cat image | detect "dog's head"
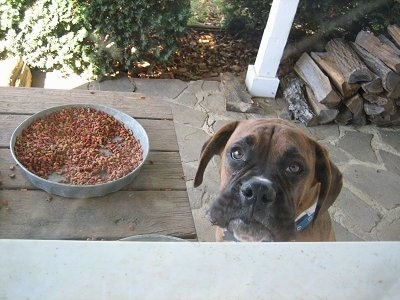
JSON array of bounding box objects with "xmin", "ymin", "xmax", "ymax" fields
[{"xmin": 194, "ymin": 119, "xmax": 342, "ymax": 242}]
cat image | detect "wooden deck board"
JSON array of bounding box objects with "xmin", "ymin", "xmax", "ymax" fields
[
  {"xmin": 0, "ymin": 149, "xmax": 186, "ymax": 191},
  {"xmin": 0, "ymin": 87, "xmax": 172, "ymax": 119},
  {"xmin": 0, "ymin": 190, "xmax": 195, "ymax": 240}
]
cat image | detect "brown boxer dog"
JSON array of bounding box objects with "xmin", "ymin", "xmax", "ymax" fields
[{"xmin": 194, "ymin": 119, "xmax": 343, "ymax": 242}]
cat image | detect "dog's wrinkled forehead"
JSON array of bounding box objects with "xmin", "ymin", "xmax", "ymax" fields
[{"xmin": 225, "ymin": 120, "xmax": 315, "ymax": 158}]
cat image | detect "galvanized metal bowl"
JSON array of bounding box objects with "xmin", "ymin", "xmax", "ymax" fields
[
  {"xmin": 10, "ymin": 104, "xmax": 149, "ymax": 198},
  {"xmin": 119, "ymin": 234, "xmax": 187, "ymax": 242}
]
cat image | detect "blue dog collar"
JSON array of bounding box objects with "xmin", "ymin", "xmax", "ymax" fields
[{"xmin": 295, "ymin": 201, "xmax": 317, "ymax": 232}]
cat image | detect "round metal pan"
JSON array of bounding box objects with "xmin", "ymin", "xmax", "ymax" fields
[{"xmin": 10, "ymin": 104, "xmax": 149, "ymax": 198}]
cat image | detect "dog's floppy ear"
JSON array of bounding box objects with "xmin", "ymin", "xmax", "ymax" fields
[
  {"xmin": 313, "ymin": 142, "xmax": 343, "ymax": 221},
  {"xmin": 194, "ymin": 121, "xmax": 239, "ymax": 187}
]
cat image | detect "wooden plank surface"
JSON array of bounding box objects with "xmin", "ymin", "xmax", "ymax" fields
[
  {"xmin": 0, "ymin": 87, "xmax": 196, "ymax": 240},
  {"xmin": 0, "ymin": 87, "xmax": 172, "ymax": 119},
  {"xmin": 0, "ymin": 190, "xmax": 195, "ymax": 240}
]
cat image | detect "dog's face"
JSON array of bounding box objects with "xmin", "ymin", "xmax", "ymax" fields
[{"xmin": 194, "ymin": 119, "xmax": 342, "ymax": 242}]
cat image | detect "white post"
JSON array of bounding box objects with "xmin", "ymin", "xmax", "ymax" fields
[{"xmin": 245, "ymin": 0, "xmax": 299, "ymax": 98}]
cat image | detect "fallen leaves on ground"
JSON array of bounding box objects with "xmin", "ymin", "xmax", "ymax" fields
[{"xmin": 130, "ymin": 28, "xmax": 259, "ymax": 81}]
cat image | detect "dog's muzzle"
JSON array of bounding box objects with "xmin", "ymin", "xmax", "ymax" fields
[{"xmin": 206, "ymin": 175, "xmax": 296, "ymax": 242}]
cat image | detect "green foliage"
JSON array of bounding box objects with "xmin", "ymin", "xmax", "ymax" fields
[
  {"xmin": 6, "ymin": 0, "xmax": 90, "ymax": 74},
  {"xmin": 2, "ymin": 0, "xmax": 190, "ymax": 79},
  {"xmin": 0, "ymin": 0, "xmax": 34, "ymax": 56},
  {"xmin": 188, "ymin": 0, "xmax": 224, "ymax": 25},
  {"xmin": 84, "ymin": 0, "xmax": 191, "ymax": 78},
  {"xmin": 295, "ymin": 0, "xmax": 400, "ymax": 40},
  {"xmin": 222, "ymin": 0, "xmax": 400, "ymax": 41},
  {"xmin": 222, "ymin": 0, "xmax": 272, "ymax": 38}
]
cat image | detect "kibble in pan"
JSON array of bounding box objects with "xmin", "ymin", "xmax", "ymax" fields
[{"xmin": 14, "ymin": 107, "xmax": 143, "ymax": 185}]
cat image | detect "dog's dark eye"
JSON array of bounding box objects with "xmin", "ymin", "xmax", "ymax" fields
[
  {"xmin": 231, "ymin": 147, "xmax": 245, "ymax": 160},
  {"xmin": 286, "ymin": 163, "xmax": 302, "ymax": 174}
]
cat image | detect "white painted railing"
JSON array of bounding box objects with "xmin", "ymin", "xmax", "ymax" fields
[
  {"xmin": 246, "ymin": 0, "xmax": 300, "ymax": 98},
  {"xmin": 1, "ymin": 240, "xmax": 399, "ymax": 299}
]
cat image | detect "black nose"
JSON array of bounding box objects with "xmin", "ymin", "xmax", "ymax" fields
[{"xmin": 240, "ymin": 177, "xmax": 276, "ymax": 206}]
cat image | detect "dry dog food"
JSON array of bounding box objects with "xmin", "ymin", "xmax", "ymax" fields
[{"xmin": 14, "ymin": 107, "xmax": 143, "ymax": 185}]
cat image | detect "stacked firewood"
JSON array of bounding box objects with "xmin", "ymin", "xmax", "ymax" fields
[{"xmin": 283, "ymin": 24, "xmax": 400, "ymax": 127}]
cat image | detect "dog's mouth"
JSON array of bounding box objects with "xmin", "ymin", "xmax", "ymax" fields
[
  {"xmin": 206, "ymin": 206, "xmax": 296, "ymax": 242},
  {"xmin": 205, "ymin": 179, "xmax": 296, "ymax": 242},
  {"xmin": 228, "ymin": 218, "xmax": 276, "ymax": 242}
]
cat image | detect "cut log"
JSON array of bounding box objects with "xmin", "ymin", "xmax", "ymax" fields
[
  {"xmin": 387, "ymin": 24, "xmax": 400, "ymax": 47},
  {"xmin": 282, "ymin": 75, "xmax": 318, "ymax": 126},
  {"xmin": 344, "ymin": 93, "xmax": 364, "ymax": 115},
  {"xmin": 378, "ymin": 34, "xmax": 400, "ymax": 55},
  {"xmin": 305, "ymin": 86, "xmax": 339, "ymax": 124},
  {"xmin": 351, "ymin": 42, "xmax": 400, "ymax": 98},
  {"xmin": 294, "ymin": 53, "xmax": 341, "ymax": 108},
  {"xmin": 335, "ymin": 105, "xmax": 353, "ymax": 125},
  {"xmin": 363, "ymin": 94, "xmax": 396, "ymax": 116},
  {"xmin": 364, "ymin": 102, "xmax": 385, "ymax": 116},
  {"xmin": 15, "ymin": 62, "xmax": 32, "ymax": 87},
  {"xmin": 383, "ymin": 98, "xmax": 397, "ymax": 115},
  {"xmin": 343, "ymin": 94, "xmax": 367, "ymax": 126},
  {"xmin": 352, "ymin": 111, "xmax": 367, "ymax": 126},
  {"xmin": 363, "ymin": 94, "xmax": 388, "ymax": 106},
  {"xmin": 311, "ymin": 52, "xmax": 360, "ymax": 98},
  {"xmin": 368, "ymin": 111, "xmax": 400, "ymax": 127},
  {"xmin": 355, "ymin": 30, "xmax": 400, "ymax": 73},
  {"xmin": 325, "ymin": 38, "xmax": 374, "ymax": 83},
  {"xmin": 361, "ymin": 73, "xmax": 383, "ymax": 94}
]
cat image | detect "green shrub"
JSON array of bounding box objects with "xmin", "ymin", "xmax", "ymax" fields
[
  {"xmin": 4, "ymin": 0, "xmax": 91, "ymax": 75},
  {"xmin": 222, "ymin": 0, "xmax": 272, "ymax": 38},
  {"xmin": 222, "ymin": 0, "xmax": 400, "ymax": 42},
  {"xmin": 2, "ymin": 0, "xmax": 190, "ymax": 79},
  {"xmin": 0, "ymin": 0, "xmax": 34, "ymax": 56},
  {"xmin": 84, "ymin": 0, "xmax": 190, "ymax": 78},
  {"xmin": 295, "ymin": 0, "xmax": 400, "ymax": 40}
]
